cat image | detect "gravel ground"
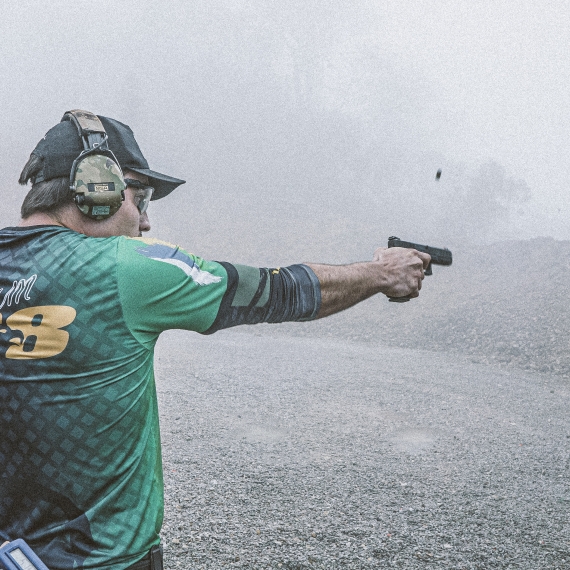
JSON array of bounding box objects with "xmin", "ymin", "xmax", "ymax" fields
[{"xmin": 155, "ymin": 329, "xmax": 570, "ymax": 569}]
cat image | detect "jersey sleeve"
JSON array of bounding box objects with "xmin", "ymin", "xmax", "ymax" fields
[
  {"xmin": 117, "ymin": 237, "xmax": 230, "ymax": 346},
  {"xmin": 201, "ymin": 262, "xmax": 321, "ymax": 334},
  {"xmin": 117, "ymin": 237, "xmax": 321, "ymax": 347}
]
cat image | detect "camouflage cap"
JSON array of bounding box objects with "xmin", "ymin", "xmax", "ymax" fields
[{"xmin": 30, "ymin": 114, "xmax": 185, "ymax": 200}]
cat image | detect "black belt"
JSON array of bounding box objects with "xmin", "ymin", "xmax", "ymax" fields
[{"xmin": 125, "ymin": 545, "xmax": 163, "ymax": 570}]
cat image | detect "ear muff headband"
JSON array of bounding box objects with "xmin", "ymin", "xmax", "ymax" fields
[{"xmin": 64, "ymin": 109, "xmax": 126, "ymax": 220}]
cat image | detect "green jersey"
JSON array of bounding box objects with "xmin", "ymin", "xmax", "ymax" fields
[{"xmin": 0, "ymin": 226, "xmax": 320, "ymax": 569}]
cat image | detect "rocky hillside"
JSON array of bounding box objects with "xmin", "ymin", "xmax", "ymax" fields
[{"xmin": 255, "ymin": 237, "xmax": 570, "ymax": 377}]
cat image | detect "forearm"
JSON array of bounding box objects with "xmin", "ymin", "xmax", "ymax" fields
[
  {"xmin": 305, "ymin": 262, "xmax": 383, "ymax": 318},
  {"xmin": 305, "ymin": 247, "xmax": 430, "ymax": 319}
]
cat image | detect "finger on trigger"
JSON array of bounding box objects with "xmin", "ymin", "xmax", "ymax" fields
[{"xmin": 416, "ymin": 251, "xmax": 431, "ymax": 269}]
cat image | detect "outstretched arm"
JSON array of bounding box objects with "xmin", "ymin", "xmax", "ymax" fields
[
  {"xmin": 118, "ymin": 239, "xmax": 431, "ymax": 338},
  {"xmin": 306, "ymin": 247, "xmax": 431, "ymax": 318}
]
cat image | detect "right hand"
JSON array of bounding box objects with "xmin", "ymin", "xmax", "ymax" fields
[{"xmin": 372, "ymin": 247, "xmax": 431, "ymax": 299}]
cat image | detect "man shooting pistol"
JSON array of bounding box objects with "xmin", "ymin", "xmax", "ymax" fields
[
  {"xmin": 387, "ymin": 236, "xmax": 453, "ymax": 302},
  {"xmin": 0, "ymin": 109, "xmax": 437, "ymax": 569}
]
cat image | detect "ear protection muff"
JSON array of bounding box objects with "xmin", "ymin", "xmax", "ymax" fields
[{"xmin": 64, "ymin": 109, "xmax": 126, "ymax": 220}]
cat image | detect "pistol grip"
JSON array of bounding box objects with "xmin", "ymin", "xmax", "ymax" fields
[{"xmin": 388, "ymin": 296, "xmax": 411, "ymax": 303}]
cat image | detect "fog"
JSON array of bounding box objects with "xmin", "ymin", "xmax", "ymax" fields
[{"xmin": 1, "ymin": 0, "xmax": 568, "ymax": 265}]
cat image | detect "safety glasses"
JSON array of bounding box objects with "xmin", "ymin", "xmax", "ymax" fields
[{"xmin": 124, "ymin": 178, "xmax": 154, "ymax": 214}]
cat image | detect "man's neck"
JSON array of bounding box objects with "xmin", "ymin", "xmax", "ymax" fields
[{"xmin": 19, "ymin": 213, "xmax": 64, "ymax": 227}]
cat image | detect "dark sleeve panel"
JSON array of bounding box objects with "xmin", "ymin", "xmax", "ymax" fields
[{"xmin": 202, "ymin": 263, "xmax": 321, "ymax": 334}]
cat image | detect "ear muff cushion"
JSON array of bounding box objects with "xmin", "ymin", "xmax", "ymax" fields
[{"xmin": 73, "ymin": 154, "xmax": 126, "ymax": 220}]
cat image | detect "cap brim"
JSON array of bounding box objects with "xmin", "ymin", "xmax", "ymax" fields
[{"xmin": 128, "ymin": 167, "xmax": 186, "ymax": 200}]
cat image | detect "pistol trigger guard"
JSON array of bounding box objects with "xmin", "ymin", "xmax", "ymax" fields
[
  {"xmin": 388, "ymin": 296, "xmax": 411, "ymax": 303},
  {"xmin": 424, "ymin": 264, "xmax": 433, "ymax": 276}
]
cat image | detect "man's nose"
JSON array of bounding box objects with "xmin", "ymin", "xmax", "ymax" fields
[{"xmin": 139, "ymin": 212, "xmax": 151, "ymax": 233}]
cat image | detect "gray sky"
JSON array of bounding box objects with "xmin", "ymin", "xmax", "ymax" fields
[{"xmin": 2, "ymin": 0, "xmax": 569, "ymax": 261}]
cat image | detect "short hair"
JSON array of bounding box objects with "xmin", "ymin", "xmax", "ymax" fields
[{"xmin": 19, "ymin": 154, "xmax": 73, "ymax": 219}]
